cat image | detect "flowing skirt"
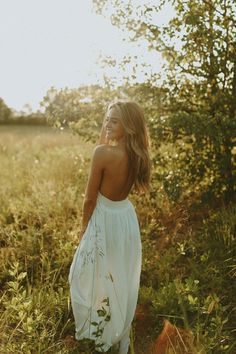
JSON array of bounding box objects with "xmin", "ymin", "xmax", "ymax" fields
[{"xmin": 68, "ymin": 192, "xmax": 142, "ymax": 353}]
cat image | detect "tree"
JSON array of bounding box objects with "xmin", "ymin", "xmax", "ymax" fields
[
  {"xmin": 40, "ymin": 84, "xmax": 125, "ymax": 141},
  {"xmin": 93, "ymin": 0, "xmax": 236, "ymax": 203},
  {"xmin": 0, "ymin": 98, "xmax": 12, "ymax": 123}
]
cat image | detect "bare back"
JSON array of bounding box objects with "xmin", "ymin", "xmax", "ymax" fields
[{"xmin": 99, "ymin": 145, "xmax": 133, "ymax": 201}]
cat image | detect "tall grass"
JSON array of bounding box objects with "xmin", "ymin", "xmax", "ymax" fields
[
  {"xmin": 0, "ymin": 125, "xmax": 235, "ymax": 353},
  {"xmin": 0, "ymin": 125, "xmax": 93, "ymax": 353}
]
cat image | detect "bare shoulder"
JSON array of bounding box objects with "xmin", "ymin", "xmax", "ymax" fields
[
  {"xmin": 93, "ymin": 144, "xmax": 113, "ymax": 157},
  {"xmin": 92, "ymin": 144, "xmax": 116, "ymax": 164},
  {"xmin": 92, "ymin": 144, "xmax": 126, "ymax": 165},
  {"xmin": 94, "ymin": 144, "xmax": 124, "ymax": 156}
]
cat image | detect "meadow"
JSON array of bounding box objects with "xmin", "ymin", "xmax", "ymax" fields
[{"xmin": 0, "ymin": 125, "xmax": 235, "ymax": 353}]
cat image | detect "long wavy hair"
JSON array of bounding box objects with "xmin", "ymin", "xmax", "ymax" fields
[{"xmin": 106, "ymin": 100, "xmax": 151, "ymax": 193}]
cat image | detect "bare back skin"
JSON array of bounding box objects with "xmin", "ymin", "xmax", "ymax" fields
[{"xmin": 99, "ymin": 145, "xmax": 134, "ymax": 201}]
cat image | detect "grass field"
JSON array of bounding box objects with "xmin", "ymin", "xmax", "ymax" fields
[
  {"xmin": 0, "ymin": 125, "xmax": 94, "ymax": 353},
  {"xmin": 0, "ymin": 125, "xmax": 235, "ymax": 354}
]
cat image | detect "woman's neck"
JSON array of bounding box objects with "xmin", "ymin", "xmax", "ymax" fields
[{"xmin": 109, "ymin": 137, "xmax": 126, "ymax": 149}]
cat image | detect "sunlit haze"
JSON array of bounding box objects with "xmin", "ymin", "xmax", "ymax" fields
[{"xmin": 0, "ymin": 0, "xmax": 174, "ymax": 112}]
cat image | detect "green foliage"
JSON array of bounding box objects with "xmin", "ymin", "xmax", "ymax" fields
[
  {"xmin": 0, "ymin": 126, "xmax": 92, "ymax": 353},
  {"xmin": 6, "ymin": 111, "xmax": 48, "ymax": 125},
  {"xmin": 89, "ymin": 297, "xmax": 111, "ymax": 351},
  {"xmin": 0, "ymin": 97, "xmax": 12, "ymax": 122},
  {"xmin": 1, "ymin": 260, "xmax": 71, "ymax": 353},
  {"xmin": 139, "ymin": 201, "xmax": 236, "ymax": 353},
  {"xmin": 40, "ymin": 85, "xmax": 123, "ymax": 142},
  {"xmin": 1, "ymin": 125, "xmax": 235, "ymax": 352},
  {"xmin": 93, "ymin": 0, "xmax": 236, "ymax": 203},
  {"xmin": 0, "ymin": 97, "xmax": 48, "ymax": 125}
]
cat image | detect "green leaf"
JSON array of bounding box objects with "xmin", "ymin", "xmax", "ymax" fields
[
  {"xmin": 91, "ymin": 321, "xmax": 99, "ymax": 326},
  {"xmin": 97, "ymin": 309, "xmax": 106, "ymax": 317}
]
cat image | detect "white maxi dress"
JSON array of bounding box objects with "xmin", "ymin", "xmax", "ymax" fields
[{"xmin": 68, "ymin": 191, "xmax": 142, "ymax": 353}]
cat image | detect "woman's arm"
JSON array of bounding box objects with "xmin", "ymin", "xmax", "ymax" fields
[{"xmin": 79, "ymin": 145, "xmax": 107, "ymax": 241}]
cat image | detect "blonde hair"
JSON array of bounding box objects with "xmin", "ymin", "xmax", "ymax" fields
[{"xmin": 107, "ymin": 100, "xmax": 151, "ymax": 193}]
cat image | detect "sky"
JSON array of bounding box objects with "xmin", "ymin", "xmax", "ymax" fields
[{"xmin": 0, "ymin": 0, "xmax": 174, "ymax": 112}]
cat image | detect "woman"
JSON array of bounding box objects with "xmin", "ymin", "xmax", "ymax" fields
[{"xmin": 69, "ymin": 100, "xmax": 151, "ymax": 353}]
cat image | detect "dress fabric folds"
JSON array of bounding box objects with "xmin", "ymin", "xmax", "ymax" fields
[{"xmin": 68, "ymin": 192, "xmax": 142, "ymax": 353}]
